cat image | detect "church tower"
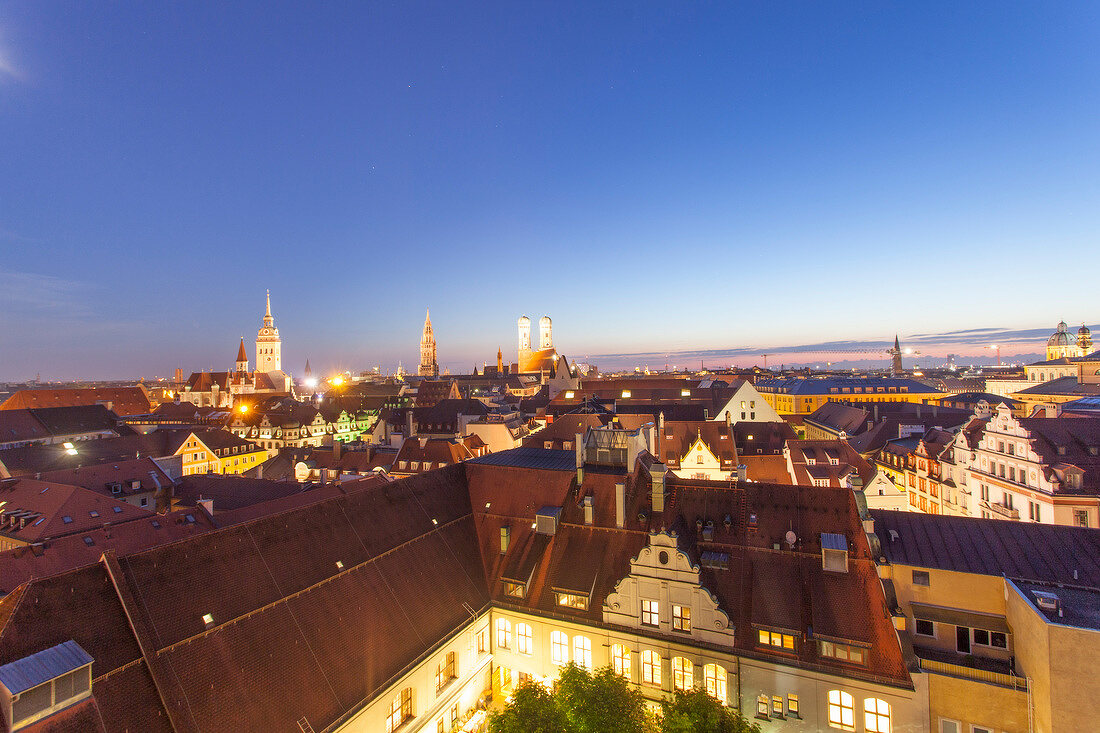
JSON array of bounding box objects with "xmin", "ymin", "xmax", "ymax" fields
[
  {"xmin": 235, "ymin": 338, "xmax": 249, "ymax": 374},
  {"xmin": 256, "ymin": 290, "xmax": 282, "ymax": 372},
  {"xmin": 539, "ymin": 315, "xmax": 553, "ymax": 350},
  {"xmin": 891, "ymin": 335, "xmax": 904, "ymax": 375},
  {"xmin": 418, "ymin": 309, "xmax": 439, "ymax": 377},
  {"xmin": 518, "ymin": 315, "xmax": 532, "ymax": 366}
]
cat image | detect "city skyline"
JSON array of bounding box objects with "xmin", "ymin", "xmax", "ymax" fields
[{"xmin": 2, "ymin": 2, "xmax": 1099, "ymax": 377}]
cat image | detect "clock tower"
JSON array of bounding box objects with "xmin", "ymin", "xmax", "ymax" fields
[{"xmin": 256, "ymin": 290, "xmax": 281, "ymax": 372}]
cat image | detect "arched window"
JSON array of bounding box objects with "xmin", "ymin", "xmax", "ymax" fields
[
  {"xmin": 864, "ymin": 698, "xmax": 891, "ymax": 733},
  {"xmin": 551, "ymin": 631, "xmax": 569, "ymax": 665},
  {"xmin": 573, "ymin": 636, "xmax": 592, "ymax": 670},
  {"xmin": 672, "ymin": 657, "xmax": 693, "ymax": 691},
  {"xmin": 495, "ymin": 618, "xmax": 510, "ymax": 650},
  {"xmin": 516, "ymin": 623, "xmax": 532, "ymax": 655},
  {"xmin": 641, "ymin": 649, "xmax": 661, "ymax": 686},
  {"xmin": 611, "ymin": 644, "xmax": 631, "ymax": 680},
  {"xmin": 385, "ymin": 687, "xmax": 413, "ymax": 732},
  {"xmin": 828, "ymin": 690, "xmax": 855, "ymax": 731},
  {"xmin": 703, "ymin": 664, "xmax": 726, "ymax": 703}
]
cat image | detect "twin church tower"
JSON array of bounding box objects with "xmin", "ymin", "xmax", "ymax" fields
[{"xmin": 417, "ymin": 311, "xmax": 556, "ymax": 376}]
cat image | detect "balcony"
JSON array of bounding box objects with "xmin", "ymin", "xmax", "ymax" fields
[
  {"xmin": 916, "ymin": 647, "xmax": 1027, "ymax": 690},
  {"xmin": 989, "ymin": 502, "xmax": 1020, "ymax": 520}
]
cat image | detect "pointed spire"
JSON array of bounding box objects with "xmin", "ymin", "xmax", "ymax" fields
[
  {"xmin": 304, "ymin": 359, "xmax": 312, "ymax": 377},
  {"xmin": 236, "ymin": 338, "xmax": 248, "ymax": 364},
  {"xmin": 894, "ymin": 334, "xmax": 900, "ymax": 350},
  {"xmin": 266, "ymin": 289, "xmax": 272, "ymax": 318}
]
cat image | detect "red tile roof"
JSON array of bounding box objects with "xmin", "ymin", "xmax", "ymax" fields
[{"xmin": 0, "ymin": 387, "xmax": 151, "ymax": 417}]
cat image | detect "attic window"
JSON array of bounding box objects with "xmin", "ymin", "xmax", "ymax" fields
[
  {"xmin": 89, "ymin": 510, "xmax": 99, "ymax": 518},
  {"xmin": 565, "ymin": 391, "xmax": 575, "ymax": 399},
  {"xmin": 62, "ymin": 516, "xmax": 73, "ymax": 524},
  {"xmin": 113, "ymin": 506, "xmax": 122, "ymax": 513},
  {"xmin": 185, "ymin": 514, "xmax": 195, "ymax": 523},
  {"xmin": 681, "ymin": 389, "xmax": 691, "ymax": 397},
  {"xmin": 151, "ymin": 520, "xmax": 161, "ymax": 529},
  {"xmin": 504, "ymin": 581, "xmax": 526, "ymax": 598},
  {"xmin": 701, "ymin": 551, "xmax": 729, "ymax": 570},
  {"xmin": 821, "ymin": 533, "xmax": 849, "ymax": 573},
  {"xmin": 335, "ymin": 561, "xmax": 344, "ymax": 570},
  {"xmin": 82, "ymin": 536, "xmax": 94, "ymax": 546},
  {"xmin": 556, "ymin": 592, "xmax": 588, "ymax": 610},
  {"xmin": 621, "ymin": 390, "xmax": 631, "ymax": 398},
  {"xmin": 202, "ymin": 613, "xmax": 214, "ymax": 627}
]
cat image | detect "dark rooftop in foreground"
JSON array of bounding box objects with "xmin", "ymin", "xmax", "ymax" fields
[
  {"xmin": 871, "ymin": 509, "xmax": 1100, "ymax": 587},
  {"xmin": 468, "ymin": 446, "xmax": 576, "ymax": 471}
]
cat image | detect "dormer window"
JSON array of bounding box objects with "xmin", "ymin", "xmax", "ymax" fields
[
  {"xmin": 503, "ymin": 581, "xmax": 526, "ymax": 598},
  {"xmin": 621, "ymin": 390, "xmax": 631, "ymax": 398},
  {"xmin": 556, "ymin": 592, "xmax": 588, "ymax": 610},
  {"xmin": 0, "ymin": 641, "xmax": 93, "ymax": 731},
  {"xmin": 818, "ymin": 640, "xmax": 868, "ymax": 665}
]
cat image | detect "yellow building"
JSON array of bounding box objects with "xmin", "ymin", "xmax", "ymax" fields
[
  {"xmin": 872, "ymin": 508, "xmax": 1100, "ymax": 732},
  {"xmin": 172, "ymin": 429, "xmax": 269, "ymax": 476},
  {"xmin": 756, "ymin": 377, "xmax": 944, "ymax": 416}
]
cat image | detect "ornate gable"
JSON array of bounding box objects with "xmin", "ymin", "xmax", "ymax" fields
[{"xmin": 604, "ymin": 531, "xmax": 734, "ymax": 647}]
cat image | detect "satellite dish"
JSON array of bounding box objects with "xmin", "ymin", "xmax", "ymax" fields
[{"xmin": 785, "ymin": 530, "xmax": 797, "ymax": 547}]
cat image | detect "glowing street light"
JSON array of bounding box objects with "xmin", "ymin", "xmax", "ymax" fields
[
  {"xmin": 238, "ymin": 404, "xmax": 249, "ymax": 413},
  {"xmin": 331, "ymin": 376, "xmax": 345, "ymax": 387}
]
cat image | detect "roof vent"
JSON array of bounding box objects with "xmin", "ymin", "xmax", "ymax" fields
[
  {"xmin": 535, "ymin": 507, "xmax": 561, "ymax": 536},
  {"xmin": 1032, "ymin": 590, "xmax": 1060, "ymax": 614},
  {"xmin": 821, "ymin": 533, "xmax": 849, "ymax": 573}
]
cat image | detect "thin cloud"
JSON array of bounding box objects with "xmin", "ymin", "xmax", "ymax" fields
[
  {"xmin": 0, "ymin": 271, "xmax": 92, "ymax": 318},
  {"xmin": 0, "ymin": 41, "xmax": 21, "ymax": 82}
]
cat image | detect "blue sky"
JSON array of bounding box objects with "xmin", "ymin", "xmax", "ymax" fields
[{"xmin": 1, "ymin": 2, "xmax": 1098, "ymax": 379}]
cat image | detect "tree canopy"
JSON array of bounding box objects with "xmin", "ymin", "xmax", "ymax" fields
[{"xmin": 488, "ymin": 665, "xmax": 760, "ymax": 733}]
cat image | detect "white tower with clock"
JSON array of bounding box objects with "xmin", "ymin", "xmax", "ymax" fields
[{"xmin": 256, "ymin": 290, "xmax": 281, "ymax": 372}]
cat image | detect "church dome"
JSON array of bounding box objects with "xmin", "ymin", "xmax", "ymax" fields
[
  {"xmin": 540, "ymin": 315, "xmax": 551, "ymax": 327},
  {"xmin": 518, "ymin": 315, "xmax": 530, "ymax": 325},
  {"xmin": 1048, "ymin": 321, "xmax": 1072, "ymax": 347},
  {"xmin": 1080, "ymin": 324, "xmax": 1092, "ymax": 338}
]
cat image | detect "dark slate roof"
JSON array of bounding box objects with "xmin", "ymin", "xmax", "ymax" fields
[
  {"xmin": 871, "ymin": 509, "xmax": 1100, "ymax": 586},
  {"xmin": 1009, "ymin": 579, "xmax": 1100, "ymax": 631},
  {"xmin": 1014, "ymin": 376, "xmax": 1100, "ymax": 396},
  {"xmin": 0, "ymin": 640, "xmax": 92, "ymax": 694},
  {"xmin": 469, "ymin": 447, "xmax": 576, "ymax": 471}
]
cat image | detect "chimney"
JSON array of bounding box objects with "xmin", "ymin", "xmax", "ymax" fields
[
  {"xmin": 575, "ymin": 432, "xmax": 585, "ymax": 485},
  {"xmin": 737, "ymin": 464, "xmax": 747, "ymax": 481},
  {"xmin": 615, "ymin": 482, "xmax": 625, "ymax": 528},
  {"xmin": 321, "ymin": 468, "xmax": 329, "ymax": 484},
  {"xmin": 333, "ymin": 439, "xmax": 342, "ymax": 461},
  {"xmin": 583, "ymin": 495, "xmax": 594, "ymax": 525},
  {"xmin": 916, "ymin": 405, "xmax": 922, "ymax": 419},
  {"xmin": 406, "ymin": 410, "xmax": 416, "ymax": 438},
  {"xmin": 198, "ymin": 498, "xmax": 214, "ymax": 516},
  {"xmin": 650, "ymin": 463, "xmax": 667, "ymax": 513},
  {"xmin": 255, "ymin": 462, "xmax": 263, "ymax": 480}
]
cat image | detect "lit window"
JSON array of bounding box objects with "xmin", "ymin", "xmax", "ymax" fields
[
  {"xmin": 477, "ymin": 628, "xmax": 487, "ymax": 654},
  {"xmin": 516, "ymin": 623, "xmax": 533, "ymax": 655},
  {"xmin": 504, "ymin": 581, "xmax": 525, "ymax": 598},
  {"xmin": 703, "ymin": 664, "xmax": 726, "ymax": 703},
  {"xmin": 672, "ymin": 604, "xmax": 691, "ymax": 632},
  {"xmin": 611, "ymin": 644, "xmax": 631, "ymax": 680},
  {"xmin": 641, "ymin": 599, "xmax": 659, "ymax": 627},
  {"xmin": 757, "ymin": 629, "xmax": 795, "ymax": 650},
  {"xmin": 551, "ymin": 630, "xmax": 569, "ymax": 665},
  {"xmin": 828, "ymin": 690, "xmax": 855, "ymax": 731},
  {"xmin": 386, "ymin": 688, "xmax": 414, "ymax": 732},
  {"xmin": 435, "ymin": 651, "xmax": 457, "ymax": 691},
  {"xmin": 622, "ymin": 390, "xmax": 631, "ymax": 398},
  {"xmin": 756, "ymin": 694, "xmax": 769, "ymax": 718},
  {"xmin": 788, "ymin": 694, "xmax": 800, "ymax": 717},
  {"xmin": 495, "ymin": 618, "xmax": 511, "ymax": 649},
  {"xmin": 864, "ymin": 698, "xmax": 891, "ymax": 733},
  {"xmin": 772, "ymin": 695, "xmax": 784, "ymax": 717},
  {"xmin": 672, "ymin": 657, "xmax": 693, "ymax": 691},
  {"xmin": 641, "ymin": 649, "xmax": 661, "ymax": 685},
  {"xmin": 573, "ymin": 636, "xmax": 592, "ymax": 670},
  {"xmin": 556, "ymin": 592, "xmax": 588, "ymax": 610}
]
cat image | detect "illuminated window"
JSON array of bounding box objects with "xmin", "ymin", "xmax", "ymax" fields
[
  {"xmin": 641, "ymin": 649, "xmax": 661, "ymax": 686},
  {"xmin": 495, "ymin": 618, "xmax": 511, "ymax": 649},
  {"xmin": 703, "ymin": 664, "xmax": 726, "ymax": 703},
  {"xmin": 504, "ymin": 581, "xmax": 525, "ymax": 598},
  {"xmin": 611, "ymin": 644, "xmax": 632, "ymax": 680},
  {"xmin": 476, "ymin": 628, "xmax": 487, "ymax": 653},
  {"xmin": 641, "ymin": 599, "xmax": 659, "ymax": 627},
  {"xmin": 551, "ymin": 630, "xmax": 569, "ymax": 665},
  {"xmin": 556, "ymin": 592, "xmax": 588, "ymax": 610},
  {"xmin": 788, "ymin": 694, "xmax": 799, "ymax": 717},
  {"xmin": 672, "ymin": 657, "xmax": 693, "ymax": 691},
  {"xmin": 672, "ymin": 604, "xmax": 691, "ymax": 632},
  {"xmin": 772, "ymin": 695, "xmax": 784, "ymax": 717},
  {"xmin": 435, "ymin": 651, "xmax": 457, "ymax": 691},
  {"xmin": 756, "ymin": 694, "xmax": 769, "ymax": 717},
  {"xmin": 828, "ymin": 690, "xmax": 855, "ymax": 731},
  {"xmin": 622, "ymin": 390, "xmax": 631, "ymax": 398},
  {"xmin": 516, "ymin": 623, "xmax": 533, "ymax": 655},
  {"xmin": 573, "ymin": 636, "xmax": 592, "ymax": 670},
  {"xmin": 385, "ymin": 688, "xmax": 414, "ymax": 732},
  {"xmin": 865, "ymin": 698, "xmax": 891, "ymax": 733},
  {"xmin": 757, "ymin": 629, "xmax": 795, "ymax": 651}
]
